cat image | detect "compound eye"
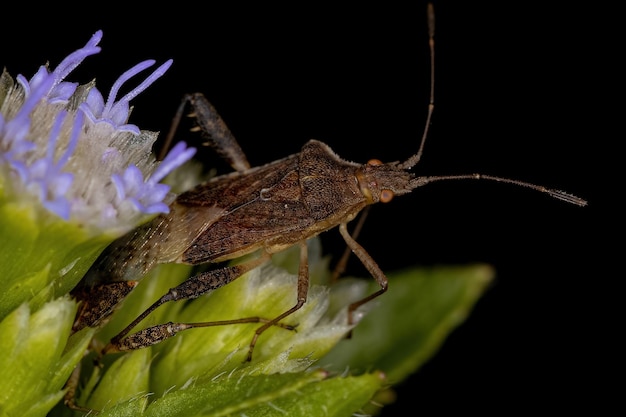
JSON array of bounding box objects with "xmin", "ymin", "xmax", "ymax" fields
[
  {"xmin": 380, "ymin": 189, "xmax": 394, "ymax": 203},
  {"xmin": 367, "ymin": 159, "xmax": 383, "ymax": 166}
]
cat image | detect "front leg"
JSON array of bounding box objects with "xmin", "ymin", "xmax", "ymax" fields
[{"xmin": 338, "ymin": 222, "xmax": 388, "ymax": 326}]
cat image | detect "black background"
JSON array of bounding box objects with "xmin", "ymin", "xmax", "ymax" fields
[{"xmin": 1, "ymin": 2, "xmax": 610, "ymax": 415}]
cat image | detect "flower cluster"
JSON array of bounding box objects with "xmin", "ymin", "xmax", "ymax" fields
[{"xmin": 0, "ymin": 30, "xmax": 196, "ymax": 234}]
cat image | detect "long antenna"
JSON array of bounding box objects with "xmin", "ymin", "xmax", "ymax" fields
[
  {"xmin": 400, "ymin": 3, "xmax": 587, "ymax": 207},
  {"xmin": 411, "ymin": 174, "xmax": 588, "ymax": 206},
  {"xmin": 400, "ymin": 2, "xmax": 435, "ymax": 170}
]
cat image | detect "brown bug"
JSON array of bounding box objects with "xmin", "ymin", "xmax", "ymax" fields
[{"xmin": 69, "ymin": 3, "xmax": 587, "ymax": 369}]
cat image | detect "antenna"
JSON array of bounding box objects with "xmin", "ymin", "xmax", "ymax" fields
[{"xmin": 401, "ymin": 3, "xmax": 587, "ymax": 207}]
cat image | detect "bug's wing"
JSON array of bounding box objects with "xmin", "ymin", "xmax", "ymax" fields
[
  {"xmin": 80, "ymin": 203, "xmax": 226, "ymax": 286},
  {"xmin": 178, "ymin": 158, "xmax": 318, "ymax": 263},
  {"xmin": 157, "ymin": 203, "xmax": 227, "ymax": 263}
]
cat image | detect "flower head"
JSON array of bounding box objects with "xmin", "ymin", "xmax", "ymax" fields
[
  {"xmin": 16, "ymin": 30, "xmax": 102, "ymax": 104},
  {"xmin": 13, "ymin": 110, "xmax": 82, "ymax": 219},
  {"xmin": 0, "ymin": 30, "xmax": 195, "ymax": 233},
  {"xmin": 112, "ymin": 141, "xmax": 196, "ymax": 214},
  {"xmin": 80, "ymin": 58, "xmax": 173, "ymax": 135}
]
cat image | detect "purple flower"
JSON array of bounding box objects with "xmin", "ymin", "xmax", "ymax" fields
[
  {"xmin": 113, "ymin": 141, "xmax": 196, "ymax": 214},
  {"xmin": 80, "ymin": 59, "xmax": 173, "ymax": 134},
  {"xmin": 0, "ymin": 30, "xmax": 195, "ymax": 231},
  {"xmin": 0, "ymin": 75, "xmax": 55, "ymax": 161},
  {"xmin": 16, "ymin": 30, "xmax": 102, "ymax": 104},
  {"xmin": 14, "ymin": 111, "xmax": 82, "ymax": 219}
]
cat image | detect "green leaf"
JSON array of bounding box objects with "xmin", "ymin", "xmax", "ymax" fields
[
  {"xmin": 0, "ymin": 200, "xmax": 116, "ymax": 321},
  {"xmin": 91, "ymin": 369, "xmax": 384, "ymax": 417},
  {"xmin": 318, "ymin": 264, "xmax": 495, "ymax": 384},
  {"xmin": 79, "ymin": 349, "xmax": 152, "ymax": 413},
  {"xmin": 0, "ymin": 297, "xmax": 91, "ymax": 417}
]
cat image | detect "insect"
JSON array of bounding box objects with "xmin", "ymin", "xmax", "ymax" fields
[{"xmin": 69, "ymin": 3, "xmax": 586, "ymax": 370}]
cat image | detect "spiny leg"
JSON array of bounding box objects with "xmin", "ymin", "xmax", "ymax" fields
[
  {"xmin": 71, "ymin": 280, "xmax": 138, "ymax": 333},
  {"xmin": 109, "ymin": 241, "xmax": 312, "ymax": 362},
  {"xmin": 103, "ymin": 252, "xmax": 274, "ymax": 355},
  {"xmin": 160, "ymin": 92, "xmax": 250, "ymax": 172}
]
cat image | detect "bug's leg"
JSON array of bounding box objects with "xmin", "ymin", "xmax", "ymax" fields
[
  {"xmin": 72, "ymin": 281, "xmax": 139, "ymax": 333},
  {"xmin": 338, "ymin": 222, "xmax": 388, "ymax": 327},
  {"xmin": 159, "ymin": 92, "xmax": 250, "ymax": 172},
  {"xmin": 133, "ymin": 241, "xmax": 311, "ymax": 362},
  {"xmin": 102, "ymin": 252, "xmax": 295, "ymax": 355},
  {"xmin": 244, "ymin": 240, "xmax": 310, "ymax": 361},
  {"xmin": 62, "ymin": 339, "xmax": 109, "ymax": 414},
  {"xmin": 63, "ymin": 361, "xmax": 95, "ymax": 413},
  {"xmin": 331, "ymin": 206, "xmax": 371, "ymax": 282}
]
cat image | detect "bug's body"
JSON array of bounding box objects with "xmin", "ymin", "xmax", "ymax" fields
[{"xmin": 71, "ymin": 138, "xmax": 416, "ymax": 332}]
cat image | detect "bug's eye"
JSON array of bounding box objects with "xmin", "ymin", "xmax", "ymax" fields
[
  {"xmin": 367, "ymin": 159, "xmax": 383, "ymax": 166},
  {"xmin": 380, "ymin": 189, "xmax": 394, "ymax": 203}
]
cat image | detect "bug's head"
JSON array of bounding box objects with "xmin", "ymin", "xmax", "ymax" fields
[{"xmin": 355, "ymin": 159, "xmax": 421, "ymax": 205}]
